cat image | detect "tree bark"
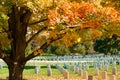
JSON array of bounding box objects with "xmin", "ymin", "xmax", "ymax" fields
[
  {"xmin": 8, "ymin": 62, "xmax": 25, "ymax": 80},
  {"xmin": 7, "ymin": 4, "xmax": 32, "ymax": 80}
]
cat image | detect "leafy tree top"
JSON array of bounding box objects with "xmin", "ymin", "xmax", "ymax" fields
[{"xmin": 0, "ymin": 0, "xmax": 120, "ymax": 57}]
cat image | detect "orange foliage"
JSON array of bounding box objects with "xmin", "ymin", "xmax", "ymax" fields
[
  {"xmin": 46, "ymin": 0, "xmax": 120, "ymax": 46},
  {"xmin": 90, "ymin": 29, "xmax": 103, "ymax": 40},
  {"xmin": 61, "ymin": 31, "xmax": 79, "ymax": 47},
  {"xmin": 47, "ymin": 1, "xmax": 97, "ymax": 26},
  {"xmin": 81, "ymin": 20, "xmax": 101, "ymax": 29},
  {"xmin": 49, "ymin": 30, "xmax": 57, "ymax": 39},
  {"xmin": 98, "ymin": 7, "xmax": 120, "ymax": 21}
]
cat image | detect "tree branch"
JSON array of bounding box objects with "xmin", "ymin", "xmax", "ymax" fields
[
  {"xmin": 66, "ymin": 24, "xmax": 81, "ymax": 28},
  {"xmin": 28, "ymin": 18, "xmax": 48, "ymax": 26},
  {"xmin": 26, "ymin": 26, "xmax": 47, "ymax": 45},
  {"xmin": 0, "ymin": 48, "xmax": 12, "ymax": 65},
  {"xmin": 0, "ymin": 30, "xmax": 10, "ymax": 34},
  {"xmin": 24, "ymin": 32, "xmax": 66, "ymax": 62}
]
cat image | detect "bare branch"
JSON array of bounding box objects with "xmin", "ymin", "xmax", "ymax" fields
[
  {"xmin": 28, "ymin": 18, "xmax": 48, "ymax": 26},
  {"xmin": 26, "ymin": 26, "xmax": 47, "ymax": 45}
]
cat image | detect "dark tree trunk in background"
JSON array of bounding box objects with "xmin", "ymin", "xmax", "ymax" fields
[{"xmin": 7, "ymin": 4, "xmax": 32, "ymax": 80}]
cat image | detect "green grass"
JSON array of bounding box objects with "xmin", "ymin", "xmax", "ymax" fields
[
  {"xmin": 0, "ymin": 66, "xmax": 9, "ymax": 79},
  {"xmin": 0, "ymin": 64, "xmax": 120, "ymax": 79}
]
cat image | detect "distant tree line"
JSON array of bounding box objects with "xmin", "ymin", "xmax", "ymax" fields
[{"xmin": 45, "ymin": 34, "xmax": 120, "ymax": 56}]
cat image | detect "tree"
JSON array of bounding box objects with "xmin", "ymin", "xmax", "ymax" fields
[
  {"xmin": 55, "ymin": 45, "xmax": 70, "ymax": 56},
  {"xmin": 94, "ymin": 34, "xmax": 120, "ymax": 55},
  {"xmin": 0, "ymin": 0, "xmax": 119, "ymax": 80},
  {"xmin": 70, "ymin": 43, "xmax": 86, "ymax": 55},
  {"xmin": 46, "ymin": 44, "xmax": 70, "ymax": 56}
]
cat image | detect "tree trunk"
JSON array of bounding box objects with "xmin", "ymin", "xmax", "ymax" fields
[
  {"xmin": 8, "ymin": 62, "xmax": 25, "ymax": 80},
  {"xmin": 6, "ymin": 4, "xmax": 32, "ymax": 80}
]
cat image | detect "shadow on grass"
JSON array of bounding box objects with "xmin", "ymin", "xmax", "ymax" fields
[
  {"xmin": 24, "ymin": 65, "xmax": 57, "ymax": 70},
  {"xmin": 24, "ymin": 66, "xmax": 35, "ymax": 70},
  {"xmin": 41, "ymin": 65, "xmax": 57, "ymax": 69}
]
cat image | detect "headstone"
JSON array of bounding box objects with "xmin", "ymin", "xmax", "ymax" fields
[
  {"xmin": 79, "ymin": 64, "xmax": 82, "ymax": 69},
  {"xmin": 63, "ymin": 70, "xmax": 69, "ymax": 79},
  {"xmin": 94, "ymin": 63, "xmax": 97, "ymax": 68},
  {"xmin": 70, "ymin": 62, "xmax": 72, "ymax": 65},
  {"xmin": 74, "ymin": 66, "xmax": 77, "ymax": 73},
  {"xmin": 34, "ymin": 66, "xmax": 40, "ymax": 74},
  {"xmin": 76, "ymin": 67, "xmax": 79, "ymax": 74},
  {"xmin": 112, "ymin": 61, "xmax": 116, "ymax": 68},
  {"xmin": 102, "ymin": 71, "xmax": 107, "ymax": 80},
  {"xmin": 104, "ymin": 65, "xmax": 108, "ymax": 71},
  {"xmin": 94, "ymin": 68, "xmax": 99, "ymax": 76},
  {"xmin": 82, "ymin": 71, "xmax": 88, "ymax": 80},
  {"xmin": 72, "ymin": 66, "xmax": 75, "ymax": 72},
  {"xmin": 88, "ymin": 75, "xmax": 94, "ymax": 80},
  {"xmin": 48, "ymin": 64, "xmax": 51, "ymax": 68},
  {"xmin": 86, "ymin": 64, "xmax": 89, "ymax": 70},
  {"xmin": 110, "ymin": 75, "xmax": 116, "ymax": 80},
  {"xmin": 47, "ymin": 64, "xmax": 52, "ymax": 76},
  {"xmin": 0, "ymin": 64, "xmax": 3, "ymax": 69},
  {"xmin": 98, "ymin": 63, "xmax": 102, "ymax": 70},
  {"xmin": 63, "ymin": 63, "xmax": 67, "ymax": 69},
  {"xmin": 78, "ymin": 69, "xmax": 83, "ymax": 76},
  {"xmin": 112, "ymin": 67, "xmax": 117, "ymax": 75},
  {"xmin": 48, "ymin": 68, "xmax": 52, "ymax": 76}
]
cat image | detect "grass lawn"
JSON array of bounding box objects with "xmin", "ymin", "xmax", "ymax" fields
[{"xmin": 0, "ymin": 63, "xmax": 120, "ymax": 80}]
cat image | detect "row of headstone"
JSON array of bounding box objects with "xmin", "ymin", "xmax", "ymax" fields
[
  {"xmin": 56, "ymin": 64, "xmax": 69, "ymax": 79},
  {"xmin": 34, "ymin": 65, "xmax": 53, "ymax": 76},
  {"xmin": 65, "ymin": 62, "xmax": 117, "ymax": 80},
  {"xmin": 88, "ymin": 71, "xmax": 116, "ymax": 80},
  {"xmin": 33, "ymin": 63, "xmax": 117, "ymax": 80},
  {"xmin": 102, "ymin": 71, "xmax": 117, "ymax": 80},
  {"xmin": 33, "ymin": 55, "xmax": 120, "ymax": 62}
]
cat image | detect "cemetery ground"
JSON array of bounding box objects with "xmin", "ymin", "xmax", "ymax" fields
[{"xmin": 0, "ymin": 63, "xmax": 120, "ymax": 80}]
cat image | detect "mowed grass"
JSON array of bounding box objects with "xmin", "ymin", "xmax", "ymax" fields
[{"xmin": 0, "ymin": 63, "xmax": 120, "ymax": 80}]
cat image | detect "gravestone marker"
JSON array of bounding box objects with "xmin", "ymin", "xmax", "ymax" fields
[
  {"xmin": 78, "ymin": 69, "xmax": 83, "ymax": 76},
  {"xmin": 112, "ymin": 67, "xmax": 117, "ymax": 75},
  {"xmin": 63, "ymin": 70, "xmax": 69, "ymax": 79},
  {"xmin": 104, "ymin": 65, "xmax": 108, "ymax": 71},
  {"xmin": 94, "ymin": 68, "xmax": 99, "ymax": 76},
  {"xmin": 0, "ymin": 64, "xmax": 3, "ymax": 69},
  {"xmin": 110, "ymin": 75, "xmax": 116, "ymax": 80},
  {"xmin": 82, "ymin": 71, "xmax": 88, "ymax": 80},
  {"xmin": 34, "ymin": 66, "xmax": 40, "ymax": 74},
  {"xmin": 102, "ymin": 71, "xmax": 107, "ymax": 80},
  {"xmin": 47, "ymin": 64, "xmax": 52, "ymax": 76},
  {"xmin": 88, "ymin": 75, "xmax": 94, "ymax": 80}
]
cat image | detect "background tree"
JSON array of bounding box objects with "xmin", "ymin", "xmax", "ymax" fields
[
  {"xmin": 0, "ymin": 0, "xmax": 120, "ymax": 80},
  {"xmin": 94, "ymin": 34, "xmax": 120, "ymax": 55},
  {"xmin": 70, "ymin": 43, "xmax": 86, "ymax": 55},
  {"xmin": 45, "ymin": 43, "xmax": 70, "ymax": 56}
]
